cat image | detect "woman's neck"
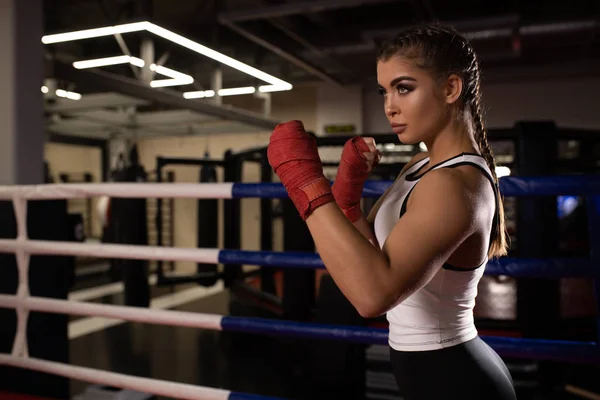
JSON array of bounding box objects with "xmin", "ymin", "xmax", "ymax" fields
[{"xmin": 424, "ymin": 119, "xmax": 479, "ymax": 166}]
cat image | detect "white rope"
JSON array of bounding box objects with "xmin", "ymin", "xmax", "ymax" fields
[
  {"xmin": 0, "ymin": 182, "xmax": 234, "ymax": 200},
  {"xmin": 0, "ymin": 295, "xmax": 224, "ymax": 330},
  {"xmin": 0, "ymin": 239, "xmax": 221, "ymax": 263},
  {"xmin": 0, "ymin": 354, "xmax": 231, "ymax": 400},
  {"xmin": 0, "ymin": 183, "xmax": 247, "ymax": 400}
]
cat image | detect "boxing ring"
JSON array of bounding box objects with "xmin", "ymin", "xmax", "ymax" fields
[{"xmin": 1, "ymin": 175, "xmax": 600, "ymax": 399}]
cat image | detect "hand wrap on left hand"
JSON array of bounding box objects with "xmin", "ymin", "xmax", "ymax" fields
[{"xmin": 267, "ymin": 120, "xmax": 334, "ymax": 220}]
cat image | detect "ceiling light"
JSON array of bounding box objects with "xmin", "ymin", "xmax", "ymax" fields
[
  {"xmin": 151, "ymin": 78, "xmax": 194, "ymax": 88},
  {"xmin": 43, "ymin": 21, "xmax": 293, "ymax": 91},
  {"xmin": 259, "ymin": 84, "xmax": 292, "ymax": 93},
  {"xmin": 73, "ymin": 55, "xmax": 132, "ymax": 69},
  {"xmin": 129, "ymin": 57, "xmax": 145, "ymax": 68},
  {"xmin": 182, "ymin": 86, "xmax": 258, "ymax": 98},
  {"xmin": 72, "ymin": 55, "xmax": 194, "ymax": 87},
  {"xmin": 42, "ymin": 22, "xmax": 150, "ymax": 44},
  {"xmin": 183, "ymin": 90, "xmax": 215, "ymax": 99},
  {"xmin": 55, "ymin": 89, "xmax": 82, "ymax": 100},
  {"xmin": 218, "ymin": 87, "xmax": 255, "ymax": 96}
]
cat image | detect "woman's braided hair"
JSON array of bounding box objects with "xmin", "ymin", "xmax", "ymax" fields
[{"xmin": 377, "ymin": 23, "xmax": 508, "ymax": 257}]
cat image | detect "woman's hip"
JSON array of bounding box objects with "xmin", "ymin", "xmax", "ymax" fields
[{"xmin": 389, "ymin": 336, "xmax": 517, "ymax": 400}]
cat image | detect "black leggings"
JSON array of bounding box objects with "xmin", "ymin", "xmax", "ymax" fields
[{"xmin": 390, "ymin": 336, "xmax": 517, "ymax": 400}]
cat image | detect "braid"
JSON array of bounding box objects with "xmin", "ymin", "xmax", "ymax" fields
[
  {"xmin": 466, "ymin": 53, "xmax": 508, "ymax": 257},
  {"xmin": 377, "ymin": 23, "xmax": 509, "ymax": 257},
  {"xmin": 466, "ymin": 54, "xmax": 498, "ymax": 183}
]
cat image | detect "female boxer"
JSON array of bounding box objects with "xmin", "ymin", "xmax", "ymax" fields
[{"xmin": 267, "ymin": 23, "xmax": 516, "ymax": 399}]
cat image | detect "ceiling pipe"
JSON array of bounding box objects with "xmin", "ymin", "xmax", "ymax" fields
[
  {"xmin": 307, "ymin": 17, "xmax": 597, "ymax": 57},
  {"xmin": 218, "ymin": 0, "xmax": 399, "ymax": 23},
  {"xmin": 362, "ymin": 16, "xmax": 596, "ymax": 42}
]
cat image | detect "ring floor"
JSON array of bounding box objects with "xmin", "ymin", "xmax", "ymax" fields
[{"xmin": 61, "ymin": 268, "xmax": 600, "ymax": 400}]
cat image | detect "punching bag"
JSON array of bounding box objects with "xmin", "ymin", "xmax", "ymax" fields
[
  {"xmin": 197, "ymin": 152, "xmax": 219, "ymax": 286},
  {"xmin": 109, "ymin": 145, "xmax": 150, "ymax": 307}
]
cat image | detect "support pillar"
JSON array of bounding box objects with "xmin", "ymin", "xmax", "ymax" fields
[
  {"xmin": 0, "ymin": 1, "xmax": 70, "ymax": 399},
  {"xmin": 211, "ymin": 68, "xmax": 223, "ymax": 105},
  {"xmin": 0, "ymin": 0, "xmax": 44, "ymax": 185}
]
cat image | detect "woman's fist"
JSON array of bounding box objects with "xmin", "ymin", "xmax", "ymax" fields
[
  {"xmin": 361, "ymin": 137, "xmax": 381, "ymax": 171},
  {"xmin": 332, "ymin": 136, "xmax": 381, "ymax": 222},
  {"xmin": 267, "ymin": 120, "xmax": 334, "ymax": 220}
]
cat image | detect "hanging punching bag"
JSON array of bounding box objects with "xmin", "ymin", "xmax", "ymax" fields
[
  {"xmin": 111, "ymin": 145, "xmax": 150, "ymax": 307},
  {"xmin": 197, "ymin": 151, "xmax": 219, "ymax": 286}
]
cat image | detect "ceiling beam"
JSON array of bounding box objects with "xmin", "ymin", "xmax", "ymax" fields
[
  {"xmin": 219, "ymin": 19, "xmax": 344, "ymax": 86},
  {"xmin": 44, "ymin": 93, "xmax": 150, "ymax": 113},
  {"xmin": 218, "ymin": 0, "xmax": 399, "ymax": 22},
  {"xmin": 52, "ymin": 61, "xmax": 280, "ymax": 130}
]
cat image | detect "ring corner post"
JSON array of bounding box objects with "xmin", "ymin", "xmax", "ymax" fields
[
  {"xmin": 223, "ymin": 150, "xmax": 243, "ymax": 287},
  {"xmin": 260, "ymin": 148, "xmax": 276, "ymax": 295},
  {"xmin": 514, "ymin": 121, "xmax": 561, "ymax": 392},
  {"xmin": 155, "ymin": 156, "xmax": 165, "ymax": 282},
  {"xmin": 514, "ymin": 121, "xmax": 561, "ymax": 338}
]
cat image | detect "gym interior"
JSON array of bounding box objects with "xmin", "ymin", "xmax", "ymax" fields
[{"xmin": 1, "ymin": 1, "xmax": 600, "ymax": 399}]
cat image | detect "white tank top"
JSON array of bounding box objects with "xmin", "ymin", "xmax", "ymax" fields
[{"xmin": 373, "ymin": 153, "xmax": 497, "ymax": 352}]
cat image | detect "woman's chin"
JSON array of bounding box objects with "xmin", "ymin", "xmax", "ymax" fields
[{"xmin": 396, "ymin": 132, "xmax": 419, "ymax": 145}]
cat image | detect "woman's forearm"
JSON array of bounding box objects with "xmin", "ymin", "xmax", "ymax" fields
[{"xmin": 306, "ymin": 202, "xmax": 391, "ymax": 317}]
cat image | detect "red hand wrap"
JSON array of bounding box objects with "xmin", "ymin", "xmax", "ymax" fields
[
  {"xmin": 267, "ymin": 121, "xmax": 334, "ymax": 220},
  {"xmin": 332, "ymin": 137, "xmax": 377, "ymax": 222}
]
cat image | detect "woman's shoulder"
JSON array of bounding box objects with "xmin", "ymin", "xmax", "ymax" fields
[
  {"xmin": 410, "ymin": 163, "xmax": 493, "ymax": 217},
  {"xmin": 398, "ymin": 152, "xmax": 429, "ymax": 178}
]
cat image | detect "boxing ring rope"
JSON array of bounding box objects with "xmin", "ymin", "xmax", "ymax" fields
[{"xmin": 1, "ymin": 176, "xmax": 600, "ymax": 399}]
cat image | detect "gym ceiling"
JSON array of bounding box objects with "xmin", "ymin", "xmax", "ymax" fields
[{"xmin": 41, "ymin": 0, "xmax": 600, "ymax": 139}]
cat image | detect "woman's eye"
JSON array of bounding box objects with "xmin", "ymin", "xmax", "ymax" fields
[{"xmin": 397, "ymin": 85, "xmax": 411, "ymax": 94}]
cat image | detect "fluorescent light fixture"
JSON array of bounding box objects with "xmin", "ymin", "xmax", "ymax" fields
[
  {"xmin": 259, "ymin": 84, "xmax": 292, "ymax": 93},
  {"xmin": 183, "ymin": 87, "xmax": 256, "ymax": 98},
  {"xmin": 150, "ymin": 78, "xmax": 194, "ymax": 88},
  {"xmin": 42, "ymin": 22, "xmax": 151, "ymax": 44},
  {"xmin": 183, "ymin": 90, "xmax": 215, "ymax": 99},
  {"xmin": 218, "ymin": 87, "xmax": 255, "ymax": 96},
  {"xmin": 55, "ymin": 89, "xmax": 82, "ymax": 100},
  {"xmin": 149, "ymin": 64, "xmax": 187, "ymax": 79},
  {"xmin": 43, "ymin": 21, "xmax": 293, "ymax": 92},
  {"xmin": 72, "ymin": 55, "xmax": 194, "ymax": 87},
  {"xmin": 129, "ymin": 57, "xmax": 145, "ymax": 68},
  {"xmin": 73, "ymin": 55, "xmax": 132, "ymax": 69},
  {"xmin": 181, "ymin": 83, "xmax": 293, "ymax": 99},
  {"xmin": 42, "ymin": 85, "xmax": 81, "ymax": 100}
]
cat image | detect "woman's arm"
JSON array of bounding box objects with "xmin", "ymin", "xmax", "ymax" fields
[
  {"xmin": 352, "ymin": 214, "xmax": 379, "ymax": 247},
  {"xmin": 305, "ymin": 168, "xmax": 476, "ymax": 318}
]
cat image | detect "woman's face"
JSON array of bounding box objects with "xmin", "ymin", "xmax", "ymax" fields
[{"xmin": 377, "ymin": 56, "xmax": 452, "ymax": 145}]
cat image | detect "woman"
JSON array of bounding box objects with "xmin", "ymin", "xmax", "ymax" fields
[{"xmin": 267, "ymin": 23, "xmax": 516, "ymax": 399}]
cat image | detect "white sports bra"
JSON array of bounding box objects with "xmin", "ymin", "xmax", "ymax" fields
[{"xmin": 373, "ymin": 153, "xmax": 498, "ymax": 351}]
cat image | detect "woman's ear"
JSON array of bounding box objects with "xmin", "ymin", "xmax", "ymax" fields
[{"xmin": 445, "ymin": 74, "xmax": 463, "ymax": 104}]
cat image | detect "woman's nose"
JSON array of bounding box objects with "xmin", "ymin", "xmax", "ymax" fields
[{"xmin": 386, "ymin": 99, "xmax": 398, "ymax": 119}]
